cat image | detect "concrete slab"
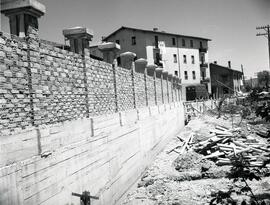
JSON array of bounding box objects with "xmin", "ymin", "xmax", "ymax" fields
[
  {"xmin": 1, "ymin": 0, "xmax": 46, "ymax": 16},
  {"xmin": 63, "ymin": 27, "xmax": 93, "ymax": 39}
]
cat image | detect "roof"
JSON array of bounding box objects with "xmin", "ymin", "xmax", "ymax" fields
[
  {"xmin": 210, "ymin": 63, "xmax": 243, "ymax": 74},
  {"xmin": 103, "ymin": 26, "xmax": 211, "ymax": 41}
]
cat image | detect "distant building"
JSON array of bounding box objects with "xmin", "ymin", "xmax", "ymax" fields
[
  {"xmin": 103, "ymin": 26, "xmax": 211, "ymax": 101},
  {"xmin": 244, "ymin": 78, "xmax": 259, "ymax": 89},
  {"xmin": 210, "ymin": 62, "xmax": 243, "ymax": 98}
]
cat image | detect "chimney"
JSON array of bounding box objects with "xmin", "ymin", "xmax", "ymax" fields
[
  {"xmin": 228, "ymin": 61, "xmax": 231, "ymax": 68},
  {"xmin": 214, "ymin": 61, "xmax": 217, "ymax": 64},
  {"xmin": 153, "ymin": 28, "xmax": 158, "ymax": 32}
]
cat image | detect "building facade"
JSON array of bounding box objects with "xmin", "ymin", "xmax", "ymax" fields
[
  {"xmin": 102, "ymin": 27, "xmax": 211, "ymax": 100},
  {"xmin": 210, "ymin": 62, "xmax": 243, "ymax": 98}
]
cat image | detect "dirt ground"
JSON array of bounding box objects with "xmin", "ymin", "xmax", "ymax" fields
[{"xmin": 121, "ymin": 113, "xmax": 270, "ymax": 205}]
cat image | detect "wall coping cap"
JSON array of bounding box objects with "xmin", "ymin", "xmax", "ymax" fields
[
  {"xmin": 162, "ymin": 71, "xmax": 168, "ymax": 75},
  {"xmin": 120, "ymin": 51, "xmax": 136, "ymax": 59},
  {"xmin": 135, "ymin": 58, "xmax": 147, "ymax": 65},
  {"xmin": 63, "ymin": 27, "xmax": 93, "ymax": 40},
  {"xmin": 155, "ymin": 67, "xmax": 163, "ymax": 73},
  {"xmin": 98, "ymin": 42, "xmax": 120, "ymax": 52},
  {"xmin": 1, "ymin": 0, "xmax": 46, "ymax": 16},
  {"xmin": 146, "ymin": 64, "xmax": 157, "ymax": 70}
]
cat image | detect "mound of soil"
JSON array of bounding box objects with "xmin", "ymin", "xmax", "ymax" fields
[{"xmin": 173, "ymin": 151, "xmax": 231, "ymax": 180}]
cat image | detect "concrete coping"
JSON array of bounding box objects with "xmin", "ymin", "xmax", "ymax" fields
[
  {"xmin": 120, "ymin": 51, "xmax": 136, "ymax": 60},
  {"xmin": 146, "ymin": 64, "xmax": 157, "ymax": 71},
  {"xmin": 1, "ymin": 0, "xmax": 46, "ymax": 17},
  {"xmin": 98, "ymin": 42, "xmax": 120, "ymax": 52},
  {"xmin": 135, "ymin": 58, "xmax": 147, "ymax": 65},
  {"xmin": 155, "ymin": 67, "xmax": 163, "ymax": 73},
  {"xmin": 63, "ymin": 27, "xmax": 93, "ymax": 40}
]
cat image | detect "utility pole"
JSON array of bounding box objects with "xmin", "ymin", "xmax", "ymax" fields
[
  {"xmin": 256, "ymin": 25, "xmax": 270, "ymax": 71},
  {"xmin": 241, "ymin": 64, "xmax": 245, "ymax": 87}
]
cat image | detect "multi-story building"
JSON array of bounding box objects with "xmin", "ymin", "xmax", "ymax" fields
[
  {"xmin": 210, "ymin": 62, "xmax": 243, "ymax": 98},
  {"xmin": 102, "ymin": 26, "xmax": 211, "ymax": 100}
]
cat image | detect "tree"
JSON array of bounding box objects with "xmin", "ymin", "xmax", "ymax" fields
[{"xmin": 257, "ymin": 71, "xmax": 270, "ymax": 88}]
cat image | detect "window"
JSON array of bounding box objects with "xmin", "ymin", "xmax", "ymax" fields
[
  {"xmin": 200, "ymin": 41, "xmax": 203, "ymax": 48},
  {"xmin": 155, "ymin": 35, "xmax": 158, "ymax": 48},
  {"xmin": 184, "ymin": 71, "xmax": 188, "ymax": 80},
  {"xmin": 192, "ymin": 71, "xmax": 196, "ymax": 80},
  {"xmin": 174, "ymin": 70, "xmax": 178, "ymax": 76},
  {"xmin": 190, "ymin": 40, "xmax": 193, "ymax": 48},
  {"xmin": 182, "ymin": 39, "xmax": 186, "ymax": 47},
  {"xmin": 172, "ymin": 38, "xmax": 176, "ymax": 46},
  {"xmin": 116, "ymin": 40, "xmax": 120, "ymax": 45},
  {"xmin": 173, "ymin": 54, "xmax": 177, "ymax": 63},
  {"xmin": 191, "ymin": 55, "xmax": 195, "ymax": 64},
  {"xmin": 183, "ymin": 55, "xmax": 187, "ymax": 64},
  {"xmin": 131, "ymin": 36, "xmax": 136, "ymax": 45}
]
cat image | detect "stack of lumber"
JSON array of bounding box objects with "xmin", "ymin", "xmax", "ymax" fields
[{"xmin": 193, "ymin": 125, "xmax": 270, "ymax": 167}]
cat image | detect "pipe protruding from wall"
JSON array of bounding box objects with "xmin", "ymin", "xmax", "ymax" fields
[
  {"xmin": 63, "ymin": 27, "xmax": 93, "ymax": 55},
  {"xmin": 98, "ymin": 42, "xmax": 120, "ymax": 65},
  {"xmin": 120, "ymin": 52, "xmax": 136, "ymax": 69},
  {"xmin": 0, "ymin": 0, "xmax": 46, "ymax": 37}
]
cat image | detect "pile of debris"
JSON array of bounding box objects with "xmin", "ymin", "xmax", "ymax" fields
[
  {"xmin": 195, "ymin": 126, "xmax": 270, "ymax": 167},
  {"xmin": 171, "ymin": 126, "xmax": 270, "ymax": 168}
]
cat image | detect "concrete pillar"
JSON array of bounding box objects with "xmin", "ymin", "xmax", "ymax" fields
[
  {"xmin": 1, "ymin": 0, "xmax": 46, "ymax": 37},
  {"xmin": 146, "ymin": 64, "xmax": 157, "ymax": 76},
  {"xmin": 135, "ymin": 58, "xmax": 147, "ymax": 73},
  {"xmin": 146, "ymin": 64, "xmax": 157, "ymax": 105},
  {"xmin": 98, "ymin": 42, "xmax": 120, "ymax": 65},
  {"xmin": 162, "ymin": 71, "xmax": 168, "ymax": 104},
  {"xmin": 155, "ymin": 67, "xmax": 163, "ymax": 104},
  {"xmin": 120, "ymin": 52, "xmax": 136, "ymax": 69},
  {"xmin": 168, "ymin": 74, "xmax": 173, "ymax": 103},
  {"xmin": 135, "ymin": 58, "xmax": 148, "ymax": 106},
  {"xmin": 63, "ymin": 27, "xmax": 93, "ymax": 55},
  {"xmin": 176, "ymin": 77, "xmax": 182, "ymax": 101}
]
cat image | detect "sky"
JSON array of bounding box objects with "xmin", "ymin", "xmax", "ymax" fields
[{"xmin": 1, "ymin": 0, "xmax": 270, "ymax": 78}]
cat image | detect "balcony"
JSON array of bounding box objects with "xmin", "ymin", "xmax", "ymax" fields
[
  {"xmin": 200, "ymin": 62, "xmax": 208, "ymax": 67},
  {"xmin": 199, "ymin": 47, "xmax": 208, "ymax": 53}
]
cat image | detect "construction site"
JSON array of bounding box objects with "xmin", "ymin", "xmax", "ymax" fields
[
  {"xmin": 1, "ymin": 1, "xmax": 270, "ymax": 205},
  {"xmin": 122, "ymin": 94, "xmax": 270, "ymax": 205}
]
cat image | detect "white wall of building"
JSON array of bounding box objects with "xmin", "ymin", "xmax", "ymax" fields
[{"xmin": 105, "ymin": 28, "xmax": 211, "ymax": 98}]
